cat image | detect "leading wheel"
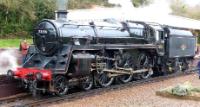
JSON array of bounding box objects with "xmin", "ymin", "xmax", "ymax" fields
[
  {"xmin": 54, "ymin": 75, "xmax": 68, "ymax": 96},
  {"xmin": 29, "ymin": 80, "xmax": 41, "ymax": 97}
]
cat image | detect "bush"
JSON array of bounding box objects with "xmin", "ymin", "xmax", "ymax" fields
[{"xmin": 0, "ymin": 0, "xmax": 151, "ymax": 38}]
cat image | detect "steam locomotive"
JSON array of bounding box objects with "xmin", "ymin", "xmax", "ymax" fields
[{"xmin": 7, "ymin": 11, "xmax": 196, "ymax": 96}]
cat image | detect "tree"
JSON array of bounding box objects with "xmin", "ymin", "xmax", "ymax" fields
[
  {"xmin": 68, "ymin": 0, "xmax": 112, "ymax": 9},
  {"xmin": 0, "ymin": 0, "xmax": 152, "ymax": 38},
  {"xmin": 170, "ymin": 0, "xmax": 188, "ymax": 16},
  {"xmin": 0, "ymin": 0, "xmax": 35, "ymax": 37},
  {"xmin": 34, "ymin": 0, "xmax": 55, "ymax": 20},
  {"xmin": 170, "ymin": 0, "xmax": 200, "ymax": 20},
  {"xmin": 132, "ymin": 0, "xmax": 152, "ymax": 7},
  {"xmin": 0, "ymin": 0, "xmax": 35, "ymax": 23}
]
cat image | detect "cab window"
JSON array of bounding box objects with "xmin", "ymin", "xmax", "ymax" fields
[{"xmin": 158, "ymin": 31, "xmax": 164, "ymax": 40}]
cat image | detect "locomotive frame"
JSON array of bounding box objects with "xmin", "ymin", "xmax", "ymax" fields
[{"xmin": 7, "ymin": 18, "xmax": 196, "ymax": 96}]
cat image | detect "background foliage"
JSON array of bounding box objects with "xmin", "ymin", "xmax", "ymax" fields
[
  {"xmin": 0, "ymin": 0, "xmax": 152, "ymax": 38},
  {"xmin": 0, "ymin": 0, "xmax": 55, "ymax": 38},
  {"xmin": 2, "ymin": 0, "xmax": 200, "ymax": 39},
  {"xmin": 170, "ymin": 0, "xmax": 200, "ymax": 20},
  {"xmin": 132, "ymin": 0, "xmax": 151, "ymax": 7}
]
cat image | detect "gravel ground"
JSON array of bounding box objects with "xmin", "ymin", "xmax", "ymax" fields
[{"xmin": 48, "ymin": 73, "xmax": 200, "ymax": 107}]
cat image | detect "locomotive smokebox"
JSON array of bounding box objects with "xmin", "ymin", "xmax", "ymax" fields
[{"xmin": 56, "ymin": 0, "xmax": 68, "ymax": 20}]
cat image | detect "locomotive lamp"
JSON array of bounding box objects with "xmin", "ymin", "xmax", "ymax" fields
[{"xmin": 36, "ymin": 72, "xmax": 43, "ymax": 80}]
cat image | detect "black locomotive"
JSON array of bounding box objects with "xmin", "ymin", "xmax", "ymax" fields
[{"xmin": 7, "ymin": 11, "xmax": 196, "ymax": 96}]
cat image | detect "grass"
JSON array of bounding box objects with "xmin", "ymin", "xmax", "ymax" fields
[{"xmin": 0, "ymin": 39, "xmax": 32, "ymax": 48}]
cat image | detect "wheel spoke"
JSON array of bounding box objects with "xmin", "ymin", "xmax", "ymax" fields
[
  {"xmin": 117, "ymin": 53, "xmax": 133, "ymax": 83},
  {"xmin": 98, "ymin": 72, "xmax": 114, "ymax": 87},
  {"xmin": 54, "ymin": 76, "xmax": 68, "ymax": 96},
  {"xmin": 138, "ymin": 53, "xmax": 152, "ymax": 79},
  {"xmin": 81, "ymin": 75, "xmax": 93, "ymax": 91}
]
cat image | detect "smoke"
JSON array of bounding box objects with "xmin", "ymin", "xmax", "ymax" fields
[
  {"xmin": 130, "ymin": 0, "xmax": 172, "ymax": 22},
  {"xmin": 108, "ymin": 0, "xmax": 172, "ymax": 20},
  {"xmin": 68, "ymin": 0, "xmax": 173, "ymax": 22},
  {"xmin": 138, "ymin": 0, "xmax": 172, "ymax": 15},
  {"xmin": 0, "ymin": 49, "xmax": 19, "ymax": 75},
  {"xmin": 68, "ymin": 0, "xmax": 200, "ymax": 29},
  {"xmin": 57, "ymin": 0, "xmax": 68, "ymax": 10}
]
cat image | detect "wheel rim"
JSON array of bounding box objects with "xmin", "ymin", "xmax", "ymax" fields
[
  {"xmin": 138, "ymin": 54, "xmax": 152, "ymax": 79},
  {"xmin": 119, "ymin": 74, "xmax": 133, "ymax": 83},
  {"xmin": 182, "ymin": 60, "xmax": 189, "ymax": 71},
  {"xmin": 81, "ymin": 75, "xmax": 93, "ymax": 91},
  {"xmin": 141, "ymin": 70, "xmax": 153, "ymax": 79},
  {"xmin": 54, "ymin": 76, "xmax": 68, "ymax": 96},
  {"xmin": 98, "ymin": 72, "xmax": 114, "ymax": 87},
  {"xmin": 119, "ymin": 61, "xmax": 133, "ymax": 83}
]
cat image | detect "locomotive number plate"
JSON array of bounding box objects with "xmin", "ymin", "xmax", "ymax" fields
[{"xmin": 38, "ymin": 30, "xmax": 48, "ymax": 34}]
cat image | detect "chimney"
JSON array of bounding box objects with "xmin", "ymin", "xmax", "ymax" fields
[
  {"xmin": 55, "ymin": 10, "xmax": 68, "ymax": 20},
  {"xmin": 55, "ymin": 0, "xmax": 68, "ymax": 20}
]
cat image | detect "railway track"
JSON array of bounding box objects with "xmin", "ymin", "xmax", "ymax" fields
[
  {"xmin": 0, "ymin": 93, "xmax": 29, "ymax": 104},
  {"xmin": 0, "ymin": 75, "xmax": 24, "ymax": 99},
  {"xmin": 0, "ymin": 71, "xmax": 195, "ymax": 107}
]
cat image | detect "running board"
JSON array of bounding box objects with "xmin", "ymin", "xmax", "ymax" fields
[
  {"xmin": 103, "ymin": 68, "xmax": 150, "ymax": 75},
  {"xmin": 185, "ymin": 68, "xmax": 199, "ymax": 72}
]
